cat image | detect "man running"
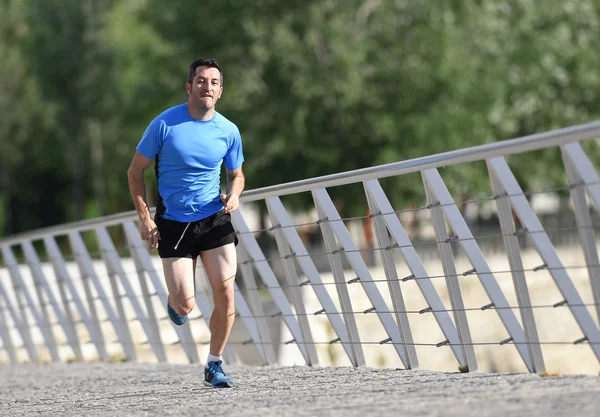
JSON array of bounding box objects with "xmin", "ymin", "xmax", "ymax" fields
[{"xmin": 127, "ymin": 58, "xmax": 245, "ymax": 388}]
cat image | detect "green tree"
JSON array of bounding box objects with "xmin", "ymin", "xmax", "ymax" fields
[{"xmin": 2, "ymin": 0, "xmax": 600, "ymax": 237}]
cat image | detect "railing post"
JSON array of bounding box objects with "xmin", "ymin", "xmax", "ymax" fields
[
  {"xmin": 68, "ymin": 231, "xmax": 138, "ymax": 361},
  {"xmin": 487, "ymin": 165, "xmax": 545, "ymax": 373},
  {"xmin": 0, "ymin": 277, "xmax": 26, "ymax": 362},
  {"xmin": 314, "ymin": 201, "xmax": 367, "ymax": 367},
  {"xmin": 312, "ymin": 188, "xmax": 410, "ymax": 368},
  {"xmin": 561, "ymin": 142, "xmax": 600, "ymax": 328},
  {"xmin": 0, "ymin": 289, "xmax": 18, "ymax": 363},
  {"xmin": 21, "ymin": 241, "xmax": 83, "ymax": 360},
  {"xmin": 363, "ymin": 179, "xmax": 467, "ymax": 368},
  {"xmin": 421, "ymin": 172, "xmax": 479, "ymax": 372},
  {"xmin": 488, "ymin": 156, "xmax": 600, "ymax": 362},
  {"xmin": 1, "ymin": 245, "xmax": 57, "ymax": 362},
  {"xmin": 231, "ymin": 210, "xmax": 311, "ymax": 365},
  {"xmin": 364, "ymin": 183, "xmax": 419, "ymax": 369},
  {"xmin": 236, "ymin": 244, "xmax": 277, "ymax": 365},
  {"xmin": 267, "ymin": 208, "xmax": 320, "ymax": 366},
  {"xmin": 267, "ymin": 196, "xmax": 362, "ymax": 366},
  {"xmin": 96, "ymin": 227, "xmax": 167, "ymax": 363},
  {"xmin": 423, "ymin": 168, "xmax": 533, "ymax": 372},
  {"xmin": 231, "ymin": 280, "xmax": 269, "ymax": 364},
  {"xmin": 44, "ymin": 236, "xmax": 109, "ymax": 362}
]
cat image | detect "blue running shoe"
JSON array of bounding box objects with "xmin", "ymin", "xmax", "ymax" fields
[
  {"xmin": 204, "ymin": 360, "xmax": 234, "ymax": 388},
  {"xmin": 167, "ymin": 303, "xmax": 187, "ymax": 326}
]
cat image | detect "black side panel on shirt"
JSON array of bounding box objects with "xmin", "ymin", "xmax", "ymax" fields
[{"xmin": 154, "ymin": 154, "xmax": 166, "ymax": 218}]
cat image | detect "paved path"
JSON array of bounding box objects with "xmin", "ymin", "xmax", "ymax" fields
[{"xmin": 1, "ymin": 363, "xmax": 599, "ymax": 416}]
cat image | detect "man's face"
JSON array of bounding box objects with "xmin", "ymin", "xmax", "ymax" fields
[{"xmin": 187, "ymin": 66, "xmax": 223, "ymax": 110}]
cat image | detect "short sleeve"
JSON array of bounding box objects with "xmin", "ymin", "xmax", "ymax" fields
[
  {"xmin": 136, "ymin": 117, "xmax": 166, "ymax": 159},
  {"xmin": 224, "ymin": 126, "xmax": 244, "ymax": 170}
]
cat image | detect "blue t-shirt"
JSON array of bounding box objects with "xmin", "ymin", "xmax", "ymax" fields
[{"xmin": 136, "ymin": 103, "xmax": 244, "ymax": 222}]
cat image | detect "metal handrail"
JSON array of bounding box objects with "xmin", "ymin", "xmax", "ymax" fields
[
  {"xmin": 2, "ymin": 121, "xmax": 599, "ymax": 246},
  {"xmin": 241, "ymin": 121, "xmax": 600, "ymax": 202}
]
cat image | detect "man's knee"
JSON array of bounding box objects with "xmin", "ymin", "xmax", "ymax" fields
[
  {"xmin": 172, "ymin": 297, "xmax": 196, "ymax": 316},
  {"xmin": 213, "ymin": 286, "xmax": 235, "ymax": 312}
]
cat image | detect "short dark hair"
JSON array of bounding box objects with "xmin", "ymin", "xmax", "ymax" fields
[{"xmin": 187, "ymin": 58, "xmax": 223, "ymax": 85}]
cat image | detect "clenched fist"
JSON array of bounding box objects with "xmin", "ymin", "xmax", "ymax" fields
[
  {"xmin": 221, "ymin": 193, "xmax": 240, "ymax": 213},
  {"xmin": 139, "ymin": 218, "xmax": 160, "ymax": 249}
]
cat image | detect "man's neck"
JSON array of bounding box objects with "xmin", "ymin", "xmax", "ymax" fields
[{"xmin": 187, "ymin": 101, "xmax": 214, "ymax": 121}]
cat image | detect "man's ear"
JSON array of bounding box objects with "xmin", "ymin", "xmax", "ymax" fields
[{"xmin": 185, "ymin": 82, "xmax": 192, "ymax": 95}]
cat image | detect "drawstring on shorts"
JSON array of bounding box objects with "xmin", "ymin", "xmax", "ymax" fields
[{"xmin": 174, "ymin": 222, "xmax": 191, "ymax": 250}]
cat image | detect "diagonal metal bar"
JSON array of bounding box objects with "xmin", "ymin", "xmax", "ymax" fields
[
  {"xmin": 232, "ymin": 280, "xmax": 267, "ymax": 363},
  {"xmin": 314, "ymin": 204, "xmax": 366, "ymax": 367},
  {"xmin": 231, "ymin": 210, "xmax": 310, "ymax": 364},
  {"xmin": 1, "ymin": 245, "xmax": 55, "ymax": 362},
  {"xmin": 423, "ymin": 178, "xmax": 478, "ymax": 372},
  {"xmin": 268, "ymin": 211, "xmax": 320, "ymax": 366},
  {"xmin": 364, "ymin": 184, "xmax": 419, "ymax": 369},
  {"xmin": 44, "ymin": 236, "xmax": 109, "ymax": 361},
  {"xmin": 312, "ymin": 188, "xmax": 409, "ymax": 368},
  {"xmin": 68, "ymin": 231, "xmax": 137, "ymax": 361},
  {"xmin": 267, "ymin": 196, "xmax": 358, "ymax": 366},
  {"xmin": 422, "ymin": 168, "xmax": 532, "ymax": 371},
  {"xmin": 487, "ymin": 156, "xmax": 600, "ymax": 361},
  {"xmin": 561, "ymin": 142, "xmax": 600, "ymax": 327},
  {"xmin": 0, "ymin": 275, "xmax": 36, "ymax": 362},
  {"xmin": 21, "ymin": 241, "xmax": 83, "ymax": 360},
  {"xmin": 236, "ymin": 245, "xmax": 277, "ymax": 365},
  {"xmin": 0, "ymin": 290, "xmax": 18, "ymax": 363},
  {"xmin": 488, "ymin": 167, "xmax": 545, "ymax": 373},
  {"xmin": 95, "ymin": 227, "xmax": 167, "ymax": 362},
  {"xmin": 363, "ymin": 179, "xmax": 466, "ymax": 367}
]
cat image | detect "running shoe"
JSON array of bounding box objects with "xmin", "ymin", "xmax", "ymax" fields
[{"xmin": 204, "ymin": 360, "xmax": 234, "ymax": 388}]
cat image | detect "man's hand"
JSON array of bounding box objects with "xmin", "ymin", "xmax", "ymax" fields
[
  {"xmin": 221, "ymin": 193, "xmax": 240, "ymax": 213},
  {"xmin": 139, "ymin": 218, "xmax": 160, "ymax": 249}
]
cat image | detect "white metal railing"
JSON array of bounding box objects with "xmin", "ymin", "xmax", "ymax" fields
[{"xmin": 1, "ymin": 122, "xmax": 600, "ymax": 373}]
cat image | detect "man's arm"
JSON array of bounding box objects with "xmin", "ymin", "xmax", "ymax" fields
[
  {"xmin": 127, "ymin": 152, "xmax": 160, "ymax": 248},
  {"xmin": 221, "ymin": 166, "xmax": 245, "ymax": 213}
]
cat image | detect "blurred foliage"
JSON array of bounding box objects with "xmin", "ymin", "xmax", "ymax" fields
[{"xmin": 2, "ymin": 0, "xmax": 600, "ymax": 236}]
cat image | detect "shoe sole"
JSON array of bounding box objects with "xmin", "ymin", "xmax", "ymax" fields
[
  {"xmin": 169, "ymin": 317, "xmax": 187, "ymax": 326},
  {"xmin": 203, "ymin": 380, "xmax": 234, "ymax": 388}
]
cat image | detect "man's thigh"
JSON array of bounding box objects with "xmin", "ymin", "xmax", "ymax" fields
[
  {"xmin": 162, "ymin": 257, "xmax": 196, "ymax": 304},
  {"xmin": 199, "ymin": 243, "xmax": 237, "ymax": 292}
]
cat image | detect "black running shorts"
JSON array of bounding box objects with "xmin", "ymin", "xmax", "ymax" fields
[{"xmin": 155, "ymin": 209, "xmax": 238, "ymax": 259}]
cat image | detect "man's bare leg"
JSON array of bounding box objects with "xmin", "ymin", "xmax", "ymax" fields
[
  {"xmin": 200, "ymin": 243, "xmax": 237, "ymax": 357},
  {"xmin": 162, "ymin": 257, "xmax": 196, "ymax": 317}
]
